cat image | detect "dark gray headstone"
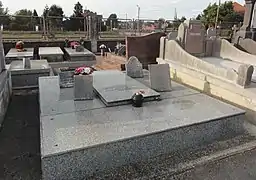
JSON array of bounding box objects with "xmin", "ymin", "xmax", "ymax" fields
[
  {"xmin": 126, "ymin": 56, "xmax": 143, "ymax": 78},
  {"xmin": 74, "ymin": 75, "xmax": 94, "ymax": 100},
  {"xmin": 148, "ymin": 64, "xmax": 172, "ymax": 92},
  {"xmin": 59, "ymin": 71, "xmax": 74, "ymax": 88}
]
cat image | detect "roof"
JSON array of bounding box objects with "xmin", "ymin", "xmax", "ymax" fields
[{"xmin": 233, "ymin": 2, "xmax": 245, "ymax": 14}]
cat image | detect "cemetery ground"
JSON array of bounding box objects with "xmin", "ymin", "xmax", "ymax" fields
[{"xmin": 2, "ymin": 89, "xmax": 256, "ymax": 179}]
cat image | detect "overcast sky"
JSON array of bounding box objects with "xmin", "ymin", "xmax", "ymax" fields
[{"xmin": 1, "ymin": 0, "xmax": 245, "ymax": 19}]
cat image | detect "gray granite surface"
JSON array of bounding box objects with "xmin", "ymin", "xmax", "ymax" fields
[
  {"xmin": 39, "ymin": 47, "xmax": 64, "ymax": 56},
  {"xmin": 39, "ymin": 72, "xmax": 245, "ymax": 157},
  {"xmin": 10, "ymin": 60, "xmax": 50, "ymax": 75},
  {"xmin": 39, "ymin": 70, "xmax": 246, "ymax": 179},
  {"xmin": 93, "ymin": 70, "xmax": 160, "ymax": 106},
  {"xmin": 65, "ymin": 48, "xmax": 96, "ymax": 57},
  {"xmin": 5, "ymin": 48, "xmax": 34, "ymax": 58}
]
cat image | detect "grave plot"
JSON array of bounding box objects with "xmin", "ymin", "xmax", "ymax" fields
[
  {"xmin": 64, "ymin": 47, "xmax": 96, "ymax": 63},
  {"xmin": 39, "ymin": 72, "xmax": 246, "ymax": 180},
  {"xmin": 39, "ymin": 47, "xmax": 64, "ymax": 62},
  {"xmin": 10, "ymin": 60, "xmax": 51, "ymax": 89},
  {"xmin": 93, "ymin": 70, "xmax": 160, "ymax": 106},
  {"xmin": 5, "ymin": 48, "xmax": 34, "ymax": 64}
]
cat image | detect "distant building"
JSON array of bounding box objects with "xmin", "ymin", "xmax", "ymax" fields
[{"xmin": 233, "ymin": 2, "xmax": 245, "ymax": 15}]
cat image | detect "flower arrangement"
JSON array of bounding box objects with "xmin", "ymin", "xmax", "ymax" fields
[{"xmin": 74, "ymin": 66, "xmax": 94, "ymax": 75}]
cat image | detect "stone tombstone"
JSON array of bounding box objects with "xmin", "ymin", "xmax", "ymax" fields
[
  {"xmin": 75, "ymin": 45, "xmax": 84, "ymax": 52},
  {"xmin": 23, "ymin": 58, "xmax": 31, "ymax": 69},
  {"xmin": 148, "ymin": 64, "xmax": 171, "ymax": 92},
  {"xmin": 183, "ymin": 20, "xmax": 205, "ymax": 55},
  {"xmin": 237, "ymin": 64, "xmax": 254, "ymax": 87},
  {"xmin": 59, "ymin": 71, "xmax": 74, "ymax": 88},
  {"xmin": 207, "ymin": 27, "xmax": 217, "ymax": 39},
  {"xmin": 126, "ymin": 56, "xmax": 143, "ymax": 78},
  {"xmin": 0, "ymin": 32, "xmax": 5, "ymax": 72},
  {"xmin": 74, "ymin": 75, "xmax": 94, "ymax": 100}
]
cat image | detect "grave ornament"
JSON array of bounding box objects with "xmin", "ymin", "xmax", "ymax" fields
[{"xmin": 131, "ymin": 91, "xmax": 144, "ymax": 107}]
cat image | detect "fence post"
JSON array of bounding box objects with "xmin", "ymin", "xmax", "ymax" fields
[{"xmin": 42, "ymin": 16, "xmax": 46, "ymax": 37}]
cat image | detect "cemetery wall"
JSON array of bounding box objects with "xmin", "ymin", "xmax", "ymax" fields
[
  {"xmin": 126, "ymin": 32, "xmax": 165, "ymax": 69},
  {"xmin": 236, "ymin": 38, "xmax": 256, "ymax": 55},
  {"xmin": 0, "ymin": 70, "xmax": 11, "ymax": 128},
  {"xmin": 163, "ymin": 40, "xmax": 249, "ymax": 86},
  {"xmin": 213, "ymin": 39, "xmax": 256, "ymax": 66}
]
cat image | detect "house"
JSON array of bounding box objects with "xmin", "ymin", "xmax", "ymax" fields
[{"xmin": 233, "ymin": 2, "xmax": 245, "ymax": 15}]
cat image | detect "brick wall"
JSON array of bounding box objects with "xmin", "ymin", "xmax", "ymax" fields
[{"xmin": 126, "ymin": 32, "xmax": 166, "ymax": 69}]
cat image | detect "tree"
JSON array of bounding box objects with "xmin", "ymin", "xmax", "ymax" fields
[
  {"xmin": 106, "ymin": 14, "xmax": 118, "ymax": 28},
  {"xmin": 197, "ymin": 1, "xmax": 243, "ymax": 28},
  {"xmin": 32, "ymin": 9, "xmax": 40, "ymax": 26},
  {"xmin": 48, "ymin": 5, "xmax": 64, "ymax": 30},
  {"xmin": 0, "ymin": 1, "xmax": 10, "ymax": 29},
  {"xmin": 74, "ymin": 2, "xmax": 83, "ymax": 17},
  {"xmin": 64, "ymin": 2, "xmax": 84, "ymax": 31},
  {"xmin": 10, "ymin": 9, "xmax": 33, "ymax": 30}
]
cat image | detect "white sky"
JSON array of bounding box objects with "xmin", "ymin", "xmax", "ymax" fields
[{"xmin": 1, "ymin": 0, "xmax": 245, "ymax": 19}]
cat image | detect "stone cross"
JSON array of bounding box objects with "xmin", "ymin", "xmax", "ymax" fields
[
  {"xmin": 126, "ymin": 56, "xmax": 143, "ymax": 78},
  {"xmin": 148, "ymin": 64, "xmax": 171, "ymax": 92}
]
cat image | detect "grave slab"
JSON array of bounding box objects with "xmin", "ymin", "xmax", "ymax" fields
[
  {"xmin": 64, "ymin": 47, "xmax": 96, "ymax": 62},
  {"xmin": 39, "ymin": 47, "xmax": 64, "ymax": 62},
  {"xmin": 39, "ymin": 72, "xmax": 246, "ymax": 179},
  {"xmin": 93, "ymin": 70, "xmax": 160, "ymax": 106},
  {"xmin": 5, "ymin": 48, "xmax": 34, "ymax": 64},
  {"xmin": 10, "ymin": 60, "xmax": 50, "ymax": 89}
]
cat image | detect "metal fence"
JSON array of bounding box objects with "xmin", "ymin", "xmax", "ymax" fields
[{"xmin": 0, "ymin": 14, "xmax": 243, "ymax": 40}]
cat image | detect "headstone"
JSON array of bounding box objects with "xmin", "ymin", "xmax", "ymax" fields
[
  {"xmin": 207, "ymin": 27, "xmax": 217, "ymax": 39},
  {"xmin": 23, "ymin": 58, "xmax": 31, "ymax": 69},
  {"xmin": 237, "ymin": 64, "xmax": 254, "ymax": 87},
  {"xmin": 148, "ymin": 64, "xmax": 171, "ymax": 92},
  {"xmin": 126, "ymin": 56, "xmax": 143, "ymax": 78},
  {"xmin": 183, "ymin": 20, "xmax": 205, "ymax": 55},
  {"xmin": 75, "ymin": 45, "xmax": 84, "ymax": 52},
  {"xmin": 74, "ymin": 75, "xmax": 94, "ymax": 100},
  {"xmin": 0, "ymin": 32, "xmax": 6, "ymax": 72},
  {"xmin": 59, "ymin": 71, "xmax": 74, "ymax": 88}
]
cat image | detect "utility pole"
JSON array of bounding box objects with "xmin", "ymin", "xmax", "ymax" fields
[
  {"xmin": 215, "ymin": 0, "xmax": 221, "ymax": 29},
  {"xmin": 137, "ymin": 5, "xmax": 140, "ymax": 36},
  {"xmin": 126, "ymin": 13, "xmax": 128, "ymax": 31}
]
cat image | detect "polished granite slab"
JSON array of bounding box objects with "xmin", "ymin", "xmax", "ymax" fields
[
  {"xmin": 65, "ymin": 48, "xmax": 96, "ymax": 57},
  {"xmin": 39, "ymin": 47, "xmax": 64, "ymax": 56},
  {"xmin": 39, "ymin": 71, "xmax": 246, "ymax": 179},
  {"xmin": 10, "ymin": 60, "xmax": 50, "ymax": 74},
  {"xmin": 5, "ymin": 48, "xmax": 34, "ymax": 58},
  {"xmin": 93, "ymin": 70, "xmax": 160, "ymax": 106}
]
